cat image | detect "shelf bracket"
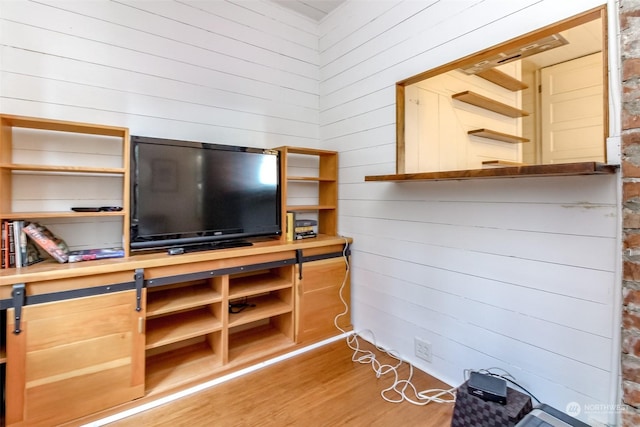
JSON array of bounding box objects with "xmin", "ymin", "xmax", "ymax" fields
[
  {"xmin": 134, "ymin": 268, "xmax": 144, "ymax": 312},
  {"xmin": 11, "ymin": 283, "xmax": 26, "ymax": 335},
  {"xmin": 296, "ymin": 249, "xmax": 303, "ymax": 280}
]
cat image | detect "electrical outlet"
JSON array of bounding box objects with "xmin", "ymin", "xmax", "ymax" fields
[{"xmin": 415, "ymin": 337, "xmax": 432, "ymax": 362}]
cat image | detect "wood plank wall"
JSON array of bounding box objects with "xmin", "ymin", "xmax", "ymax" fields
[
  {"xmin": 0, "ymin": 0, "xmax": 622, "ymax": 425},
  {"xmin": 318, "ymin": 0, "xmax": 620, "ymax": 425},
  {"xmin": 0, "ymin": 0, "xmax": 320, "ymax": 249},
  {"xmin": 0, "ymin": 0, "xmax": 319, "ymax": 146}
]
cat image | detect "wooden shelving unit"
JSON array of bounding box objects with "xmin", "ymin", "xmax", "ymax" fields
[
  {"xmin": 146, "ymin": 283, "xmax": 222, "ymax": 318},
  {"xmin": 228, "ymin": 270, "xmax": 292, "ymax": 297},
  {"xmin": 227, "ymin": 322, "xmax": 294, "ymax": 365},
  {"xmin": 452, "ymin": 91, "xmax": 529, "ymax": 118},
  {"xmin": 468, "ymin": 129, "xmax": 530, "ymax": 144},
  {"xmin": 143, "ymin": 262, "xmax": 295, "ymax": 395},
  {"xmin": 0, "ymin": 114, "xmax": 130, "ymax": 257},
  {"xmin": 228, "ymin": 295, "xmax": 292, "ymax": 328},
  {"xmin": 475, "ymin": 69, "xmax": 528, "ymax": 91},
  {"xmin": 144, "ymin": 275, "xmax": 225, "ymax": 393},
  {"xmin": 145, "ymin": 341, "xmax": 221, "ymax": 394},
  {"xmin": 0, "ymin": 116, "xmax": 351, "ymax": 425},
  {"xmin": 146, "ymin": 309, "xmax": 223, "ymax": 349},
  {"xmin": 276, "ymin": 146, "xmax": 338, "ymax": 237}
]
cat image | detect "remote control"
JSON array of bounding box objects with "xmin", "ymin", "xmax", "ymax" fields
[{"xmin": 71, "ymin": 207, "xmax": 101, "ymax": 212}]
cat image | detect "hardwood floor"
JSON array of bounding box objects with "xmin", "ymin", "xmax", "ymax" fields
[{"xmin": 104, "ymin": 336, "xmax": 456, "ymax": 426}]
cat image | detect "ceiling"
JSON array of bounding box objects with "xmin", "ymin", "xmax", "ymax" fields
[{"xmin": 272, "ymin": 0, "xmax": 345, "ymax": 21}]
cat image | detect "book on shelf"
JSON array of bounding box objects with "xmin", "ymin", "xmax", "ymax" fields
[
  {"xmin": 295, "ymin": 231, "xmax": 317, "ymax": 240},
  {"xmin": 285, "ymin": 212, "xmax": 319, "ymax": 240},
  {"xmin": 2, "ymin": 220, "xmax": 15, "ymax": 268},
  {"xmin": 285, "ymin": 212, "xmax": 295, "ymax": 242},
  {"xmin": 13, "ymin": 221, "xmax": 26, "ymax": 268},
  {"xmin": 293, "ymin": 218, "xmax": 318, "ymax": 240},
  {"xmin": 67, "ymin": 247, "xmax": 125, "ymax": 263},
  {"xmin": 22, "ymin": 222, "xmax": 70, "ymax": 264},
  {"xmin": 1, "ymin": 220, "xmax": 45, "ymax": 268},
  {"xmin": 1, "ymin": 221, "xmax": 6, "ymax": 268},
  {"xmin": 295, "ymin": 219, "xmax": 317, "ymax": 227}
]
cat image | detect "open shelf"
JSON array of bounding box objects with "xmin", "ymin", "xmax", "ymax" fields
[
  {"xmin": 286, "ymin": 205, "xmax": 336, "ymax": 211},
  {"xmin": 452, "ymin": 91, "xmax": 529, "ymax": 118},
  {"xmin": 227, "ymin": 322, "xmax": 294, "ymax": 366},
  {"xmin": 229, "ymin": 271, "xmax": 293, "ymax": 299},
  {"xmin": 475, "ymin": 69, "xmax": 528, "ymax": 91},
  {"xmin": 0, "ymin": 114, "xmax": 130, "ymax": 259},
  {"xmin": 0, "ymin": 163, "xmax": 125, "ymax": 174},
  {"xmin": 0, "ymin": 346, "xmax": 5, "ymax": 364},
  {"xmin": 277, "ymin": 146, "xmax": 338, "ymax": 237},
  {"xmin": 468, "ymin": 129, "xmax": 530, "ymax": 144},
  {"xmin": 365, "ymin": 162, "xmax": 618, "ymax": 182},
  {"xmin": 228, "ymin": 294, "xmax": 292, "ymax": 328},
  {"xmin": 147, "ymin": 283, "xmax": 222, "ymax": 318},
  {"xmin": 0, "ymin": 114, "xmax": 128, "ymax": 136},
  {"xmin": 286, "ymin": 176, "xmax": 336, "ymax": 182},
  {"xmin": 146, "ymin": 308, "xmax": 222, "ymax": 349},
  {"xmin": 145, "ymin": 341, "xmax": 221, "ymax": 395},
  {"xmin": 0, "ymin": 211, "xmax": 126, "ymax": 220}
]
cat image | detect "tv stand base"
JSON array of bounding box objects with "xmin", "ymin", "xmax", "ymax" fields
[{"xmin": 183, "ymin": 240, "xmax": 253, "ymax": 253}]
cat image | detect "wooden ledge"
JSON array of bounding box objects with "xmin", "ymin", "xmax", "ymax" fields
[{"xmin": 364, "ymin": 162, "xmax": 619, "ymax": 182}]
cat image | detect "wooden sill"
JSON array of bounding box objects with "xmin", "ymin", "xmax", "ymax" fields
[{"xmin": 364, "ymin": 162, "xmax": 619, "ymax": 182}]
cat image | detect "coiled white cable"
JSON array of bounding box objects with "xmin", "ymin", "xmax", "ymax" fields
[{"xmin": 333, "ymin": 237, "xmax": 456, "ymax": 406}]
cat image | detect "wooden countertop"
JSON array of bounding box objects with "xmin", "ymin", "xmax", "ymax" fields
[
  {"xmin": 365, "ymin": 162, "xmax": 618, "ymax": 182},
  {"xmin": 0, "ymin": 235, "xmax": 352, "ymax": 288}
]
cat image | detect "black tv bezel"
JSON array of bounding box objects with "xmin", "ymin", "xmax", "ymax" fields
[{"xmin": 129, "ymin": 135, "xmax": 282, "ymax": 251}]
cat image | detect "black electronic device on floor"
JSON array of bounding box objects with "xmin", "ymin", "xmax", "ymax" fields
[{"xmin": 468, "ymin": 371, "xmax": 508, "ymax": 405}]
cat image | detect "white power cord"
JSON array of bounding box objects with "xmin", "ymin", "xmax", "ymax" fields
[{"xmin": 333, "ymin": 237, "xmax": 457, "ymax": 406}]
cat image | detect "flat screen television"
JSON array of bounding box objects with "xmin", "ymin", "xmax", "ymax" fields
[{"xmin": 130, "ymin": 135, "xmax": 281, "ymax": 252}]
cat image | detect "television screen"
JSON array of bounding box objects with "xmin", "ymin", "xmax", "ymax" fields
[{"xmin": 130, "ymin": 136, "xmax": 281, "ymax": 251}]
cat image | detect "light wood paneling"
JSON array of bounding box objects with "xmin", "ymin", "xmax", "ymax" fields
[{"xmin": 6, "ymin": 290, "xmax": 145, "ymax": 426}]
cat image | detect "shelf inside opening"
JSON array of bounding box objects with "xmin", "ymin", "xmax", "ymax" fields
[{"xmin": 452, "ymin": 91, "xmax": 529, "ymax": 118}]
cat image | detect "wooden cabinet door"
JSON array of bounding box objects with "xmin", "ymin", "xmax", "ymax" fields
[
  {"xmin": 6, "ymin": 289, "xmax": 145, "ymax": 426},
  {"xmin": 297, "ymin": 257, "xmax": 351, "ymax": 344}
]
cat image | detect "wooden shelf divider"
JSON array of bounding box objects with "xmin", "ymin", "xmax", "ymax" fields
[
  {"xmin": 228, "ymin": 295, "xmax": 292, "ymax": 328},
  {"xmin": 145, "ymin": 309, "xmax": 222, "ymax": 350},
  {"xmin": 147, "ymin": 285, "xmax": 222, "ymax": 318}
]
